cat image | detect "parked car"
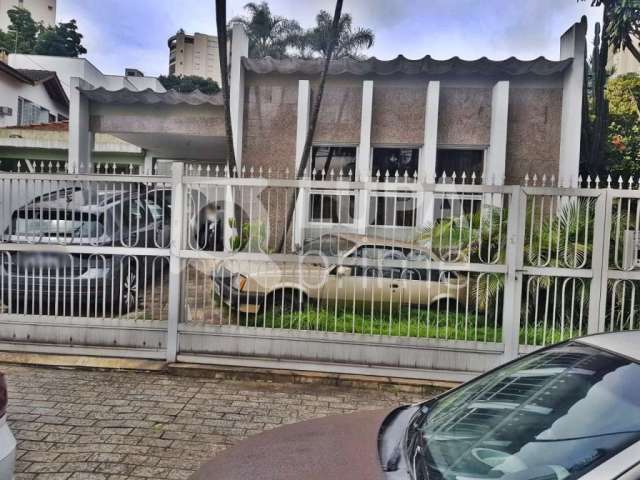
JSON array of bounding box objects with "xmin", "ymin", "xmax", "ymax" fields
[
  {"xmin": 192, "ymin": 330, "xmax": 640, "ymax": 480},
  {"xmin": 0, "ymin": 372, "xmax": 16, "ymax": 479},
  {"xmin": 0, "ymin": 187, "xmax": 170, "ymax": 314},
  {"xmin": 213, "ymin": 233, "xmax": 466, "ymax": 314}
]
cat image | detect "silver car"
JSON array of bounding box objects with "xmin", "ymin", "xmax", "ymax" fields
[
  {"xmin": 192, "ymin": 330, "xmax": 640, "ymax": 479},
  {"xmin": 0, "ymin": 372, "xmax": 15, "ymax": 479}
]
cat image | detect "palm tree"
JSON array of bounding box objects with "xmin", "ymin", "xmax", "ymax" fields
[
  {"xmin": 232, "ymin": 2, "xmax": 302, "ymax": 58},
  {"xmin": 297, "ymin": 10, "xmax": 374, "ymax": 60},
  {"xmin": 275, "ymin": 0, "xmax": 344, "ymax": 253},
  {"xmin": 215, "ymin": 0, "xmax": 237, "ymax": 173}
]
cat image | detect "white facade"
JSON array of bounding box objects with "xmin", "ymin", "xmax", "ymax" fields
[
  {"xmin": 0, "ymin": 68, "xmax": 66, "ymax": 128},
  {"xmin": 608, "ymin": 48, "xmax": 640, "ymax": 76},
  {"xmin": 8, "ymin": 54, "xmax": 165, "ymax": 96},
  {"xmin": 0, "ymin": 0, "xmax": 55, "ymax": 30},
  {"xmin": 168, "ymin": 31, "xmax": 222, "ymax": 84}
]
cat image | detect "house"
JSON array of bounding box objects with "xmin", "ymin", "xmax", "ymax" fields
[
  {"xmin": 67, "ymin": 18, "xmax": 587, "ymax": 243},
  {"xmin": 0, "ymin": 56, "xmax": 68, "ymax": 128},
  {"xmin": 0, "ymin": 54, "xmax": 164, "ymax": 172}
]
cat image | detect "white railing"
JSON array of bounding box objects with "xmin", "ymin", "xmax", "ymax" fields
[{"xmin": 0, "ymin": 166, "xmax": 638, "ymax": 379}]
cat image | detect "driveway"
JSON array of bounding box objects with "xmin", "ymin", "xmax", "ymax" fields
[{"xmin": 4, "ymin": 364, "xmax": 439, "ymax": 479}]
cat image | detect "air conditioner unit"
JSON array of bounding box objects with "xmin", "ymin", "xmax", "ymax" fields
[{"xmin": 0, "ymin": 106, "xmax": 12, "ymax": 116}]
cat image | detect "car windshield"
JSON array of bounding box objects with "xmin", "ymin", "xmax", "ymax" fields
[
  {"xmin": 302, "ymin": 235, "xmax": 355, "ymax": 258},
  {"xmin": 407, "ymin": 342, "xmax": 640, "ymax": 480}
]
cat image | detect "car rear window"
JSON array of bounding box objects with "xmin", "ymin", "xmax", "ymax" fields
[{"xmin": 13, "ymin": 213, "xmax": 105, "ymax": 238}]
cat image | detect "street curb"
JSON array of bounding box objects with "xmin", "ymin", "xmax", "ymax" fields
[
  {"xmin": 0, "ymin": 351, "xmax": 167, "ymax": 371},
  {"xmin": 167, "ymin": 363, "xmax": 457, "ymax": 393}
]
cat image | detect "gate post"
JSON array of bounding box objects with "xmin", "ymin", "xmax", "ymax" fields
[
  {"xmin": 167, "ymin": 162, "xmax": 185, "ymax": 363},
  {"xmin": 502, "ymin": 186, "xmax": 526, "ymax": 362},
  {"xmin": 591, "ymin": 189, "xmax": 611, "ymax": 333}
]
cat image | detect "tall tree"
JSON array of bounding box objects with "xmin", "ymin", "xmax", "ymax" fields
[
  {"xmin": 33, "ymin": 20, "xmax": 87, "ymax": 57},
  {"xmin": 158, "ymin": 75, "xmax": 220, "ymax": 94},
  {"xmin": 604, "ymin": 0, "xmax": 640, "ymax": 62},
  {"xmin": 298, "ymin": 10, "xmax": 374, "ymax": 59},
  {"xmin": 232, "ymin": 2, "xmax": 302, "ymax": 58},
  {"xmin": 276, "ymin": 0, "xmax": 344, "ymax": 252},
  {"xmin": 215, "ymin": 0, "xmax": 237, "ymax": 173},
  {"xmin": 0, "ymin": 7, "xmax": 39, "ymax": 54}
]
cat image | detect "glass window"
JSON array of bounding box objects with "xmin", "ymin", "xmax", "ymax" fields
[
  {"xmin": 372, "ymin": 148, "xmax": 418, "ymax": 181},
  {"xmin": 308, "ymin": 192, "xmax": 355, "ymax": 224},
  {"xmin": 302, "ymin": 235, "xmax": 355, "ymax": 257},
  {"xmin": 408, "ymin": 342, "xmax": 640, "ymax": 480},
  {"xmin": 369, "ymin": 195, "xmax": 417, "ymax": 227},
  {"xmin": 436, "ymin": 149, "xmax": 484, "ymax": 183},
  {"xmin": 13, "ymin": 213, "xmax": 104, "ymax": 238},
  {"xmin": 310, "ymin": 146, "xmax": 356, "ymax": 181}
]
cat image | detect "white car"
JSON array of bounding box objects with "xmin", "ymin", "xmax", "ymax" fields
[{"xmin": 0, "ymin": 373, "xmax": 15, "ymax": 479}]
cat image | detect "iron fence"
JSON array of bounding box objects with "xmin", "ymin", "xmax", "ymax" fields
[{"xmin": 0, "ymin": 165, "xmax": 637, "ymax": 380}]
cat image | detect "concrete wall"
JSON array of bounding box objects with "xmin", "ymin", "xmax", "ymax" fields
[
  {"xmin": 242, "ymin": 73, "xmax": 298, "ymax": 173},
  {"xmin": 313, "ymin": 78, "xmax": 362, "ymax": 145},
  {"xmin": 506, "ymin": 86, "xmax": 563, "ymax": 184},
  {"xmin": 371, "ymin": 78, "xmax": 426, "ymax": 145},
  {"xmin": 0, "ymin": 71, "xmax": 67, "ymax": 128},
  {"xmin": 438, "ymin": 86, "xmax": 492, "ymax": 146}
]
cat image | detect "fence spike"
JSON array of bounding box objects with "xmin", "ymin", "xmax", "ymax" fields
[
  {"xmin": 541, "ymin": 174, "xmax": 547, "ymax": 187},
  {"xmin": 550, "ymin": 174, "xmax": 556, "ymax": 187},
  {"xmin": 523, "ymin": 173, "xmax": 530, "ymax": 186},
  {"xmin": 586, "ymin": 174, "xmax": 592, "ymax": 188}
]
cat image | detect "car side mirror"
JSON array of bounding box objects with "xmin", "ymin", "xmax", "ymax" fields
[{"xmin": 336, "ymin": 266, "xmax": 351, "ymax": 278}]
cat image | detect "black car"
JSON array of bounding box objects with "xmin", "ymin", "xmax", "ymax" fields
[{"xmin": 0, "ymin": 187, "xmax": 170, "ymax": 316}]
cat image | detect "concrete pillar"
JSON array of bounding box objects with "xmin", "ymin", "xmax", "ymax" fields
[
  {"xmin": 143, "ymin": 150, "xmax": 154, "ymax": 175},
  {"xmin": 356, "ymin": 80, "xmax": 374, "ymax": 234},
  {"xmin": 68, "ymin": 77, "xmax": 94, "ymax": 174},
  {"xmin": 559, "ymin": 17, "xmax": 587, "ymax": 187},
  {"xmin": 229, "ymin": 22, "xmax": 249, "ymax": 168},
  {"xmin": 293, "ymin": 80, "xmax": 310, "ymax": 249},
  {"xmin": 486, "ymin": 81, "xmax": 510, "ymax": 185},
  {"xmin": 419, "ymin": 81, "xmax": 440, "ymax": 227}
]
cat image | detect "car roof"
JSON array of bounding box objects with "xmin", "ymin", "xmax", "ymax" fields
[
  {"xmin": 19, "ymin": 187, "xmax": 145, "ymax": 214},
  {"xmin": 328, "ymin": 233, "xmax": 432, "ymax": 252},
  {"xmin": 576, "ymin": 330, "xmax": 640, "ymax": 361}
]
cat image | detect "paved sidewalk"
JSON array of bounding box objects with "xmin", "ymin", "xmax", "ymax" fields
[{"xmin": 4, "ymin": 364, "xmax": 439, "ymax": 480}]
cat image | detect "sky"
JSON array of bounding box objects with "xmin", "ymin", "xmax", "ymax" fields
[{"xmin": 55, "ymin": 0, "xmax": 603, "ymax": 78}]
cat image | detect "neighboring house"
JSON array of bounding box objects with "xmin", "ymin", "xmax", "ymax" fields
[
  {"xmin": 608, "ymin": 47, "xmax": 640, "ymax": 76},
  {"xmin": 0, "ymin": 0, "xmax": 55, "ymax": 31},
  {"xmin": 168, "ymin": 30, "xmax": 222, "ymax": 84},
  {"xmin": 7, "ymin": 54, "xmax": 165, "ymax": 95},
  {"xmin": 0, "ymin": 54, "xmax": 164, "ymax": 172},
  {"xmin": 68, "ymin": 19, "xmax": 587, "ymax": 241},
  {"xmin": 0, "ymin": 121, "xmax": 144, "ymax": 172},
  {"xmin": 0, "ymin": 58, "xmax": 68, "ymax": 128}
]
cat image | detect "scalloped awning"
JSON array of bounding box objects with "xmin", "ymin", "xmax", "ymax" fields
[
  {"xmin": 78, "ymin": 87, "xmax": 224, "ymax": 106},
  {"xmin": 242, "ymin": 55, "xmax": 572, "ymax": 77}
]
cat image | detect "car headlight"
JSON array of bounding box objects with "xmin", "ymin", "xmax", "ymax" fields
[{"xmin": 232, "ymin": 274, "xmax": 247, "ymax": 291}]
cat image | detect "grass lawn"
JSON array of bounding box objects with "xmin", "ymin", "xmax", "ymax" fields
[{"xmin": 220, "ymin": 301, "xmax": 580, "ymax": 346}]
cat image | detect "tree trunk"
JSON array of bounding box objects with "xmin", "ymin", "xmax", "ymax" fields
[
  {"xmin": 275, "ymin": 0, "xmax": 344, "ymax": 253},
  {"xmin": 215, "ymin": 0, "xmax": 237, "ymax": 174}
]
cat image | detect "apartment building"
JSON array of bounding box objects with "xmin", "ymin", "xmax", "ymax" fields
[{"xmin": 168, "ymin": 30, "xmax": 222, "ymax": 84}]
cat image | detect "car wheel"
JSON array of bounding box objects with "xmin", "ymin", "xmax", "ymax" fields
[
  {"xmin": 122, "ymin": 269, "xmax": 139, "ymax": 311},
  {"xmin": 268, "ymin": 290, "xmax": 306, "ymax": 314}
]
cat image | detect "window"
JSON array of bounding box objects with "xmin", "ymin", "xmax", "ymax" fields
[
  {"xmin": 308, "ymin": 192, "xmax": 355, "ymax": 224},
  {"xmin": 435, "ymin": 149, "xmax": 484, "ymax": 183},
  {"xmin": 310, "ymin": 146, "xmax": 356, "ymax": 180},
  {"xmin": 369, "ymin": 194, "xmax": 417, "ymax": 227},
  {"xmin": 17, "ymin": 97, "xmax": 50, "ymax": 126},
  {"xmin": 371, "ymin": 147, "xmax": 418, "ymax": 181},
  {"xmin": 57, "ymin": 114, "xmax": 68, "ymax": 122}
]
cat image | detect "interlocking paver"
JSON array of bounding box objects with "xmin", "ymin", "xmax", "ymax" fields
[{"xmin": 3, "ymin": 364, "xmax": 442, "ymax": 479}]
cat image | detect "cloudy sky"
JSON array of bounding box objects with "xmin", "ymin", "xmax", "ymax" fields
[{"xmin": 55, "ymin": 0, "xmax": 603, "ymax": 77}]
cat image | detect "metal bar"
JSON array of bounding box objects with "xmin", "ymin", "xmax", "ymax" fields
[
  {"xmin": 587, "ymin": 191, "xmax": 608, "ymax": 333},
  {"xmin": 502, "ymin": 187, "xmax": 525, "ymax": 361},
  {"xmin": 167, "ymin": 163, "xmax": 184, "ymax": 362}
]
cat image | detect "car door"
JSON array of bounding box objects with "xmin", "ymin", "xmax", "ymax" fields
[{"xmin": 321, "ymin": 245, "xmax": 405, "ymax": 309}]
